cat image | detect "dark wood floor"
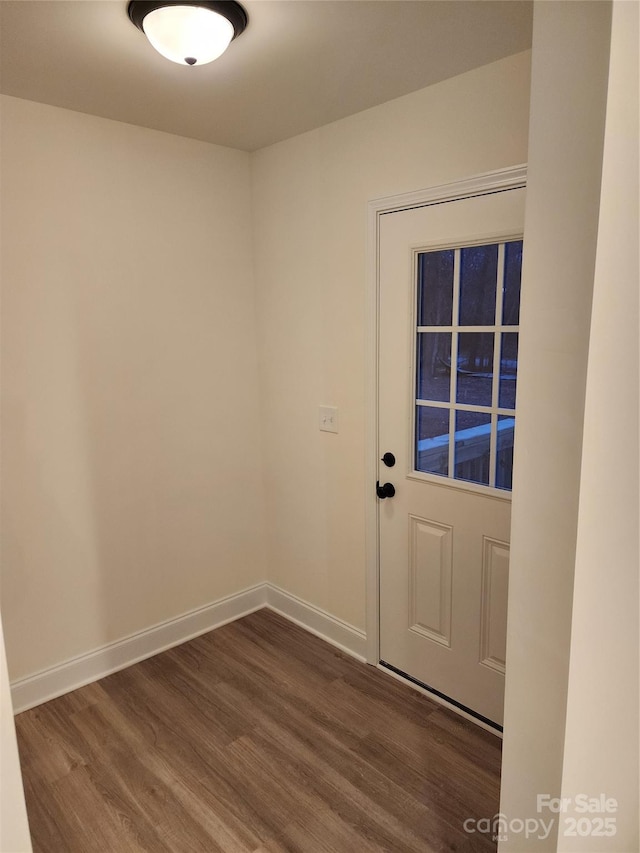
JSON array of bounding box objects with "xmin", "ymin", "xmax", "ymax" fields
[{"xmin": 16, "ymin": 609, "xmax": 501, "ymax": 852}]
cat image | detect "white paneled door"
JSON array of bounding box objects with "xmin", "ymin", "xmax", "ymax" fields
[{"xmin": 378, "ymin": 185, "xmax": 525, "ymax": 728}]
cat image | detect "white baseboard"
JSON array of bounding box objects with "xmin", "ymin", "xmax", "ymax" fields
[
  {"xmin": 265, "ymin": 584, "xmax": 367, "ymax": 662},
  {"xmin": 10, "ymin": 582, "xmax": 368, "ymax": 713},
  {"xmin": 10, "ymin": 583, "xmax": 266, "ymax": 714}
]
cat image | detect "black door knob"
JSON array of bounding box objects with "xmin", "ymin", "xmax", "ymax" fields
[
  {"xmin": 376, "ymin": 481, "xmax": 396, "ymax": 499},
  {"xmin": 381, "ymin": 452, "xmax": 396, "ymax": 468}
]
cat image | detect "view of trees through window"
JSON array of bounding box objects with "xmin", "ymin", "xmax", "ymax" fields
[{"xmin": 415, "ymin": 239, "xmax": 522, "ymax": 490}]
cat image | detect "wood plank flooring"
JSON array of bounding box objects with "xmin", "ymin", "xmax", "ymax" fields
[{"xmin": 15, "ymin": 609, "xmax": 502, "ymax": 852}]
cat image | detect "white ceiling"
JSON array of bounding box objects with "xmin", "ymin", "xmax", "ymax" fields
[{"xmin": 0, "ymin": 1, "xmax": 532, "ymax": 152}]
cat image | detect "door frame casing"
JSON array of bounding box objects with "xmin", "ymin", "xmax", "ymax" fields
[{"xmin": 365, "ymin": 164, "xmax": 528, "ymax": 666}]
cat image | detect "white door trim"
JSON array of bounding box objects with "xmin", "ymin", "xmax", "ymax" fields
[{"xmin": 365, "ymin": 164, "xmax": 527, "ymax": 665}]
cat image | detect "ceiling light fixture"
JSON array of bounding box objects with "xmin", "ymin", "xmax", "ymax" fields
[{"xmin": 128, "ymin": 1, "xmax": 248, "ymax": 67}]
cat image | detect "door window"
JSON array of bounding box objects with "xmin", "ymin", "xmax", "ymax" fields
[{"xmin": 415, "ymin": 239, "xmax": 523, "ymax": 490}]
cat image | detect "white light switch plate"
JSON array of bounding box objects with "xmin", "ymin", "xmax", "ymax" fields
[{"xmin": 319, "ymin": 405, "xmax": 338, "ymax": 433}]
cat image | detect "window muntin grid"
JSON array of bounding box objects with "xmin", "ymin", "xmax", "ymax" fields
[{"xmin": 414, "ymin": 239, "xmax": 522, "ymax": 491}]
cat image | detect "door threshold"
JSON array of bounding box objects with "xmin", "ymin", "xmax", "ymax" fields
[{"xmin": 378, "ymin": 661, "xmax": 503, "ymax": 737}]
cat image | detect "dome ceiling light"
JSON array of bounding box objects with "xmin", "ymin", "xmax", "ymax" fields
[{"xmin": 127, "ymin": 1, "xmax": 248, "ymax": 66}]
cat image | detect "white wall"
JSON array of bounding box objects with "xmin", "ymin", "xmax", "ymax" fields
[
  {"xmin": 251, "ymin": 51, "xmax": 531, "ymax": 630},
  {"xmin": 500, "ymin": 2, "xmax": 615, "ymax": 850},
  {"xmin": 558, "ymin": 2, "xmax": 639, "ymax": 849},
  {"xmin": 0, "ymin": 96, "xmax": 267, "ymax": 681}
]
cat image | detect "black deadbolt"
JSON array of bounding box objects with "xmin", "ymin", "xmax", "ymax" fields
[{"xmin": 381, "ymin": 452, "xmax": 396, "ymax": 468}]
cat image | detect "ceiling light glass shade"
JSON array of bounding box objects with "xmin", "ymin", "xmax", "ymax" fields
[
  {"xmin": 128, "ymin": 2, "xmax": 248, "ymax": 67},
  {"xmin": 143, "ymin": 6, "xmax": 232, "ymax": 65}
]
